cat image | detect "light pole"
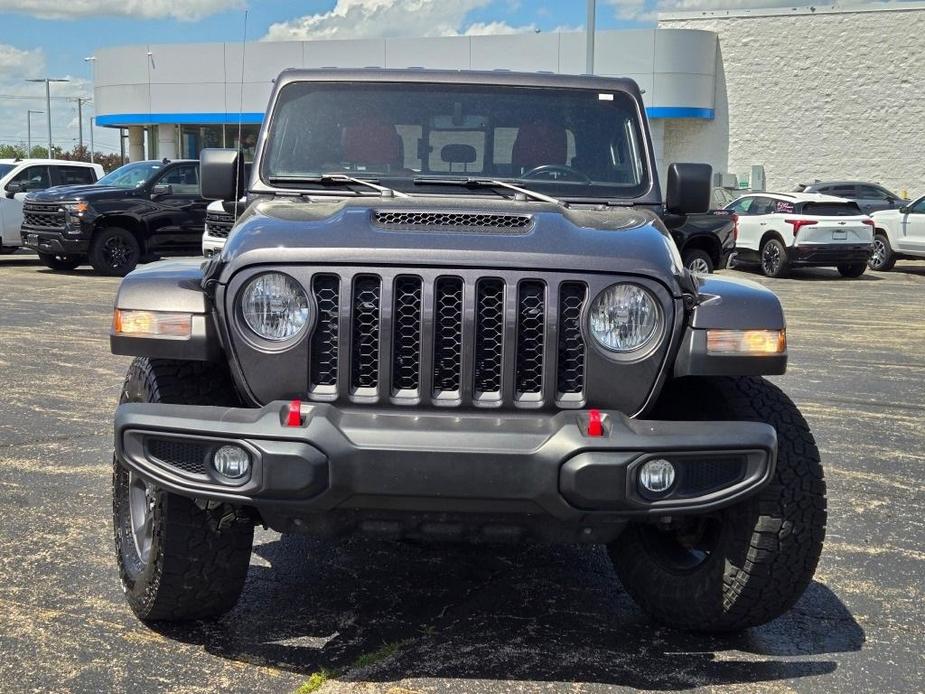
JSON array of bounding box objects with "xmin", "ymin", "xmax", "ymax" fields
[
  {"xmin": 586, "ymin": 0, "xmax": 596, "ymax": 74},
  {"xmin": 26, "ymin": 77, "xmax": 70, "ymax": 159},
  {"xmin": 84, "ymin": 56, "xmax": 96, "ymax": 163},
  {"xmin": 27, "ymin": 109, "xmax": 43, "ymax": 157}
]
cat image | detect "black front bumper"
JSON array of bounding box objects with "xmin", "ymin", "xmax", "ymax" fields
[
  {"xmin": 21, "ymin": 229, "xmax": 89, "ymax": 255},
  {"xmin": 115, "ymin": 402, "xmax": 777, "ymax": 540},
  {"xmin": 790, "ymin": 243, "xmax": 871, "ymax": 266}
]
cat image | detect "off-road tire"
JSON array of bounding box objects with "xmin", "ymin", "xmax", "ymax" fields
[
  {"xmin": 90, "ymin": 226, "xmax": 141, "ymax": 276},
  {"xmin": 760, "ymin": 238, "xmax": 790, "ymax": 278},
  {"xmin": 37, "ymin": 252, "xmax": 84, "ymax": 271},
  {"xmin": 113, "ymin": 357, "xmax": 254, "ymax": 622},
  {"xmin": 609, "ymin": 376, "xmax": 826, "ymax": 632},
  {"xmin": 683, "ymin": 248, "xmax": 714, "ymax": 274},
  {"xmin": 837, "ymin": 263, "xmax": 867, "ymax": 278},
  {"xmin": 868, "ymin": 232, "xmax": 896, "ymax": 271}
]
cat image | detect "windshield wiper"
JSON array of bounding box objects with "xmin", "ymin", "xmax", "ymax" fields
[
  {"xmin": 267, "ymin": 174, "xmax": 409, "ymax": 198},
  {"xmin": 412, "ymin": 176, "xmax": 567, "ymax": 207}
]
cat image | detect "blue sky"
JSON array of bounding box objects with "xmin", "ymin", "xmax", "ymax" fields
[{"xmin": 0, "ymin": 0, "xmax": 902, "ymax": 152}]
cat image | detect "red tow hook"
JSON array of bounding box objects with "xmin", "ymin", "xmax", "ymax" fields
[
  {"xmin": 586, "ymin": 408, "xmax": 604, "ymax": 437},
  {"xmin": 286, "ymin": 399, "xmax": 303, "ymax": 427}
]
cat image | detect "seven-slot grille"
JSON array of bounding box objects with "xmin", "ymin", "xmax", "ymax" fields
[
  {"xmin": 205, "ymin": 211, "xmax": 235, "ymax": 238},
  {"xmin": 22, "ymin": 201, "xmax": 66, "ymax": 230},
  {"xmin": 306, "ymin": 270, "xmax": 588, "ymax": 408}
]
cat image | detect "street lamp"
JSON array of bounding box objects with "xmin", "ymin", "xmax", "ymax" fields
[
  {"xmin": 586, "ymin": 0, "xmax": 596, "ymax": 74},
  {"xmin": 27, "ymin": 109, "xmax": 43, "ymax": 157},
  {"xmin": 26, "ymin": 77, "xmax": 70, "ymax": 159},
  {"xmin": 84, "ymin": 56, "xmax": 96, "ymax": 163}
]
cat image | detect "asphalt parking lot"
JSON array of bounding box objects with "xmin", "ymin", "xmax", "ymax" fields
[{"xmin": 1, "ymin": 251, "xmax": 923, "ymax": 693}]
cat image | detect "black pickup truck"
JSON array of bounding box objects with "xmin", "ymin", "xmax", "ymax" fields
[{"xmin": 20, "ymin": 159, "xmax": 207, "ymax": 275}]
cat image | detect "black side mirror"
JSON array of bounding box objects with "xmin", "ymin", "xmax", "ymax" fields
[
  {"xmin": 151, "ymin": 183, "xmax": 173, "ymax": 197},
  {"xmin": 899, "ymin": 206, "xmax": 910, "ymax": 214},
  {"xmin": 201, "ymin": 148, "xmax": 245, "ymax": 201},
  {"xmin": 5, "ymin": 182, "xmax": 23, "ymax": 198},
  {"xmin": 665, "ymin": 163, "xmax": 712, "ymax": 214}
]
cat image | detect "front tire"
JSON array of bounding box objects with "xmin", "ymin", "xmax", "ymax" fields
[
  {"xmin": 868, "ymin": 233, "xmax": 896, "ymax": 271},
  {"xmin": 90, "ymin": 227, "xmax": 141, "ymax": 276},
  {"xmin": 760, "ymin": 238, "xmax": 790, "ymax": 278},
  {"xmin": 609, "ymin": 377, "xmax": 826, "ymax": 632},
  {"xmin": 837, "ymin": 263, "xmax": 867, "ymax": 278},
  {"xmin": 37, "ymin": 252, "xmax": 84, "ymax": 271},
  {"xmin": 683, "ymin": 248, "xmax": 714, "ymax": 274},
  {"xmin": 113, "ymin": 358, "xmax": 253, "ymax": 622}
]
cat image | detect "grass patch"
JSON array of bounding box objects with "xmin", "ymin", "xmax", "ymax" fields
[
  {"xmin": 294, "ymin": 668, "xmax": 334, "ymax": 694},
  {"xmin": 352, "ymin": 639, "xmax": 414, "ymax": 669}
]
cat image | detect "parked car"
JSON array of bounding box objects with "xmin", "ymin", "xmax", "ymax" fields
[
  {"xmin": 669, "ymin": 206, "xmax": 737, "ymax": 274},
  {"xmin": 726, "ymin": 192, "xmax": 874, "ymax": 277},
  {"xmin": 108, "ymin": 68, "xmax": 825, "ymax": 633},
  {"xmin": 794, "ymin": 180, "xmax": 908, "ymax": 214},
  {"xmin": 868, "ymin": 194, "xmax": 925, "ymax": 270},
  {"xmin": 0, "ymin": 159, "xmax": 103, "ymax": 256},
  {"xmin": 20, "ymin": 159, "xmax": 207, "ymax": 275},
  {"xmin": 202, "ymin": 200, "xmax": 235, "ymax": 256}
]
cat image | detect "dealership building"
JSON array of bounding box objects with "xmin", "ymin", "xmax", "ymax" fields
[{"xmin": 93, "ymin": 2, "xmax": 924, "ymax": 194}]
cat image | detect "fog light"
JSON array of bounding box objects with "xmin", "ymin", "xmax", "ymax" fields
[
  {"xmin": 639, "ymin": 459, "xmax": 675, "ymax": 494},
  {"xmin": 212, "ymin": 445, "xmax": 250, "ymax": 480}
]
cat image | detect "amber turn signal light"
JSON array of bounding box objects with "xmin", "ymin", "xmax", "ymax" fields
[
  {"xmin": 706, "ymin": 329, "xmax": 786, "ymax": 355},
  {"xmin": 113, "ymin": 309, "xmax": 192, "ymax": 338}
]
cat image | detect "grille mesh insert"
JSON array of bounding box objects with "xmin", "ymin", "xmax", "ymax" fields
[
  {"xmin": 311, "ymin": 275, "xmax": 340, "ymax": 389},
  {"xmin": 392, "ymin": 276, "xmax": 423, "ymax": 392},
  {"xmin": 205, "ymin": 211, "xmax": 235, "ymax": 238},
  {"xmin": 474, "ymin": 279, "xmax": 504, "ymax": 395},
  {"xmin": 515, "ymin": 282, "xmax": 545, "ymax": 397},
  {"xmin": 374, "ymin": 211, "xmax": 531, "ymax": 231},
  {"xmin": 148, "ymin": 439, "xmax": 208, "ymax": 475},
  {"xmin": 433, "ymin": 277, "xmax": 464, "ymax": 395},
  {"xmin": 557, "ymin": 283, "xmax": 587, "ymax": 395},
  {"xmin": 351, "ymin": 276, "xmax": 381, "ymax": 390}
]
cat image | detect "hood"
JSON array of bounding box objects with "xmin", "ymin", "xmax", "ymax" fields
[
  {"xmin": 27, "ymin": 184, "xmax": 140, "ymax": 201},
  {"xmin": 219, "ymin": 195, "xmax": 689, "ymax": 295}
]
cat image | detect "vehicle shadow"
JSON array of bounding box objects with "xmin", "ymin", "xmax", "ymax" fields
[
  {"xmin": 730, "ymin": 264, "xmax": 883, "ymax": 282},
  {"xmin": 155, "ymin": 534, "xmax": 863, "ymax": 690}
]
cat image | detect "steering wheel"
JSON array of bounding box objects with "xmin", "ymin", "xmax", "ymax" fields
[{"xmin": 521, "ymin": 164, "xmax": 591, "ymax": 183}]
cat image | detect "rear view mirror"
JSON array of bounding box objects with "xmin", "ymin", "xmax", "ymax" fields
[
  {"xmin": 151, "ymin": 183, "xmax": 172, "ymax": 197},
  {"xmin": 5, "ymin": 182, "xmax": 23, "ymax": 198},
  {"xmin": 201, "ymin": 148, "xmax": 246, "ymax": 201},
  {"xmin": 899, "ymin": 206, "xmax": 910, "ymax": 214},
  {"xmin": 665, "ymin": 163, "xmax": 712, "ymax": 215}
]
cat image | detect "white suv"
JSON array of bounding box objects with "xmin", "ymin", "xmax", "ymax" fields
[
  {"xmin": 726, "ymin": 192, "xmax": 874, "ymax": 278},
  {"xmin": 201, "ymin": 199, "xmax": 239, "ymax": 256},
  {"xmin": 0, "ymin": 159, "xmax": 104, "ymax": 254},
  {"xmin": 868, "ymin": 195, "xmax": 925, "ymax": 271}
]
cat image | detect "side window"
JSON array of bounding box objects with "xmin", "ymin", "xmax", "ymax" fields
[
  {"xmin": 54, "ymin": 166, "xmax": 96, "ymax": 185},
  {"xmin": 729, "ymin": 197, "xmax": 754, "ymax": 214},
  {"xmin": 156, "ymin": 164, "xmax": 199, "ymax": 195},
  {"xmin": 828, "ymin": 185, "xmax": 857, "ymax": 198},
  {"xmin": 11, "ymin": 165, "xmax": 50, "ymax": 191},
  {"xmin": 909, "ymin": 197, "xmax": 925, "ymax": 214},
  {"xmin": 750, "ymin": 197, "xmax": 774, "ymax": 215},
  {"xmin": 858, "ymin": 185, "xmax": 889, "ymax": 200}
]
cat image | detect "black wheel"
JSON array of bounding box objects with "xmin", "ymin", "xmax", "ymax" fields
[
  {"xmin": 868, "ymin": 233, "xmax": 896, "ymax": 271},
  {"xmin": 609, "ymin": 377, "xmax": 826, "ymax": 632},
  {"xmin": 37, "ymin": 252, "xmax": 84, "ymax": 271},
  {"xmin": 113, "ymin": 358, "xmax": 253, "ymax": 622},
  {"xmin": 760, "ymin": 238, "xmax": 790, "ymax": 278},
  {"xmin": 90, "ymin": 227, "xmax": 141, "ymax": 276},
  {"xmin": 682, "ymin": 248, "xmax": 714, "ymax": 274},
  {"xmin": 837, "ymin": 263, "xmax": 867, "ymax": 278}
]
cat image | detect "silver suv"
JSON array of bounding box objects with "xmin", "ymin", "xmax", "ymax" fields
[{"xmin": 794, "ymin": 180, "xmax": 908, "ymax": 214}]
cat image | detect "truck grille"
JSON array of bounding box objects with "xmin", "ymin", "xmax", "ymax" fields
[
  {"xmin": 305, "ymin": 269, "xmax": 588, "ymax": 408},
  {"xmin": 205, "ymin": 211, "xmax": 235, "ymax": 238},
  {"xmin": 22, "ymin": 201, "xmax": 66, "ymax": 230}
]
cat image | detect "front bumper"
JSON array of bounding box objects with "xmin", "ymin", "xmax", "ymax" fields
[
  {"xmin": 791, "ymin": 243, "xmax": 872, "ymax": 266},
  {"xmin": 21, "ymin": 228, "xmax": 89, "ymax": 255},
  {"xmin": 115, "ymin": 401, "xmax": 777, "ymax": 537}
]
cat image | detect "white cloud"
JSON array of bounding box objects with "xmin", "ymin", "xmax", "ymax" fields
[
  {"xmin": 0, "ymin": 44, "xmax": 44, "ymax": 78},
  {"xmin": 263, "ymin": 0, "xmax": 535, "ymax": 41},
  {"xmin": 0, "ymin": 0, "xmax": 240, "ymax": 21}
]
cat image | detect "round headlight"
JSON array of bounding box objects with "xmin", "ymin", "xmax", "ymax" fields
[
  {"xmin": 588, "ymin": 283, "xmax": 660, "ymax": 353},
  {"xmin": 240, "ymin": 273, "xmax": 310, "ymax": 341}
]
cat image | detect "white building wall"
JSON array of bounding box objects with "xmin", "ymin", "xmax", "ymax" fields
[{"xmin": 659, "ymin": 4, "xmax": 925, "ymax": 196}]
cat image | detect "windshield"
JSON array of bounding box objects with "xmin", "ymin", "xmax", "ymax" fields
[
  {"xmin": 0, "ymin": 164, "xmax": 15, "ymax": 179},
  {"xmin": 262, "ymin": 82, "xmax": 651, "ymax": 200},
  {"xmin": 97, "ymin": 161, "xmax": 164, "ymax": 188}
]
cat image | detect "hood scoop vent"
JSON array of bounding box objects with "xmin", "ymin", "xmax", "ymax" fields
[{"xmin": 373, "ymin": 210, "xmax": 533, "ymax": 234}]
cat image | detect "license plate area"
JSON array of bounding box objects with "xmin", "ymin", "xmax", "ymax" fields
[{"xmin": 832, "ymin": 230, "xmax": 848, "ymax": 240}]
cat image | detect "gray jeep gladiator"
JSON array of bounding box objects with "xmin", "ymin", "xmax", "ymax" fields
[{"xmin": 110, "ymin": 69, "xmax": 826, "ymax": 632}]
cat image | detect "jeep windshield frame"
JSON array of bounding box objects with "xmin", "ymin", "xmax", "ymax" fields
[{"xmin": 255, "ymin": 70, "xmax": 657, "ymax": 204}]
